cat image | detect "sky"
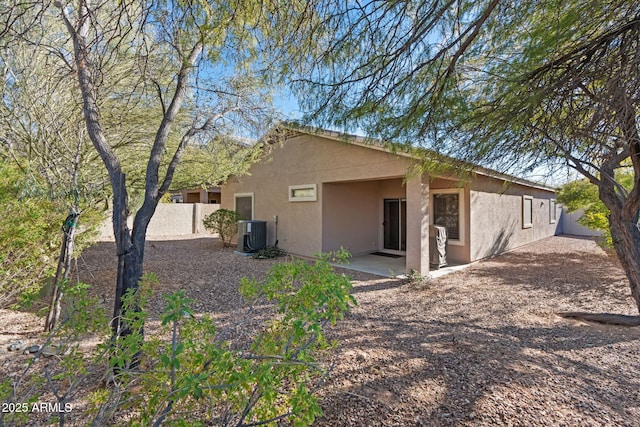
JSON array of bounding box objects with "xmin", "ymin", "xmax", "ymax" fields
[
  {"xmin": 273, "ymin": 87, "xmax": 303, "ymax": 122},
  {"xmin": 270, "ymin": 88, "xmax": 575, "ymax": 188}
]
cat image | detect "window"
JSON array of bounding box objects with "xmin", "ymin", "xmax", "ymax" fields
[
  {"xmin": 431, "ymin": 188, "xmax": 465, "ymax": 245},
  {"xmin": 235, "ymin": 193, "xmax": 254, "ymax": 220},
  {"xmin": 185, "ymin": 192, "xmax": 200, "ymax": 203},
  {"xmin": 433, "ymin": 194, "xmax": 460, "ymax": 240},
  {"xmin": 549, "ymin": 199, "xmax": 557, "ymax": 223},
  {"xmin": 289, "ymin": 184, "xmax": 317, "ymax": 202},
  {"xmin": 522, "ymin": 195, "xmax": 533, "ymax": 229}
]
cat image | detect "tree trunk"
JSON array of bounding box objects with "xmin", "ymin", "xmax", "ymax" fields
[
  {"xmin": 609, "ymin": 213, "xmax": 640, "ymax": 313},
  {"xmin": 45, "ymin": 229, "xmax": 68, "ymax": 332},
  {"xmin": 45, "ymin": 211, "xmax": 80, "ymax": 331},
  {"xmin": 110, "ymin": 174, "xmax": 149, "ymax": 370},
  {"xmin": 58, "ymin": 1, "xmax": 200, "ymax": 370}
]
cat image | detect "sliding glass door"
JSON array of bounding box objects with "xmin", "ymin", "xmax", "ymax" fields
[{"xmin": 383, "ymin": 198, "xmax": 406, "ymax": 252}]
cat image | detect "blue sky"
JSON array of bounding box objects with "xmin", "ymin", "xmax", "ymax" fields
[
  {"xmin": 271, "ymin": 88, "xmax": 574, "ymax": 187},
  {"xmin": 273, "ymin": 87, "xmax": 303, "ymax": 121}
]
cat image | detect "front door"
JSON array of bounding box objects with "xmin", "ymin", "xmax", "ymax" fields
[{"xmin": 383, "ymin": 198, "xmax": 406, "ymax": 252}]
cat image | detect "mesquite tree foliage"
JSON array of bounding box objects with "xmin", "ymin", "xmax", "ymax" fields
[
  {"xmin": 293, "ymin": 0, "xmax": 640, "ymax": 313},
  {"xmin": 1, "ymin": 0, "xmax": 320, "ymax": 348}
]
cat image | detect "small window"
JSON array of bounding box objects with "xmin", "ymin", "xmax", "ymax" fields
[
  {"xmin": 549, "ymin": 199, "xmax": 557, "ymax": 223},
  {"xmin": 289, "ymin": 184, "xmax": 317, "ymax": 202},
  {"xmin": 523, "ymin": 195, "xmax": 533, "ymax": 229}
]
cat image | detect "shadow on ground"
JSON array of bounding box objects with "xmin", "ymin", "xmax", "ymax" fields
[{"xmin": 76, "ymin": 235, "xmax": 640, "ymax": 426}]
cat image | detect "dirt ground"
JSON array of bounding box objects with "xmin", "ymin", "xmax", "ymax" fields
[{"xmin": 2, "ymin": 235, "xmax": 640, "ymax": 426}]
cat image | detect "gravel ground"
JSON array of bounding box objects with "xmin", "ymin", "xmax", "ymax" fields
[
  {"xmin": 2, "ymin": 234, "xmax": 639, "ymax": 426},
  {"xmin": 317, "ymin": 236, "xmax": 640, "ymax": 426}
]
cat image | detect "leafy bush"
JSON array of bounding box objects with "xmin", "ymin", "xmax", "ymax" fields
[
  {"xmin": 202, "ymin": 208, "xmax": 241, "ymax": 247},
  {"xmin": 3, "ymin": 254, "xmax": 356, "ymax": 426},
  {"xmin": 116, "ymin": 255, "xmax": 356, "ymax": 426},
  {"xmin": 0, "ymin": 163, "xmax": 104, "ymax": 308},
  {"xmin": 0, "ymin": 164, "xmax": 64, "ymax": 308},
  {"xmin": 557, "ymin": 173, "xmax": 635, "ymax": 248}
]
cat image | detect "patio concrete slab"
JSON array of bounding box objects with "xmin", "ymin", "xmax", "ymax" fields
[{"xmin": 335, "ymin": 253, "xmax": 470, "ymax": 279}]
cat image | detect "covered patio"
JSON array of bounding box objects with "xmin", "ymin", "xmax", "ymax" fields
[{"xmin": 321, "ymin": 174, "xmax": 432, "ymax": 275}]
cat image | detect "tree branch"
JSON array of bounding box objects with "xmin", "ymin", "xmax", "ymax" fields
[{"xmin": 133, "ymin": 40, "xmax": 203, "ymax": 239}]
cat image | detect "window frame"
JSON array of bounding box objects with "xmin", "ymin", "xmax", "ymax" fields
[
  {"xmin": 288, "ymin": 184, "xmax": 317, "ymax": 202},
  {"xmin": 430, "ymin": 188, "xmax": 465, "ymax": 246},
  {"xmin": 522, "ymin": 195, "xmax": 533, "ymax": 229},
  {"xmin": 549, "ymin": 199, "xmax": 557, "ymax": 224}
]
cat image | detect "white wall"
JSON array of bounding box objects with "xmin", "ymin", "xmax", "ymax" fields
[{"xmin": 560, "ymin": 208, "xmax": 604, "ymax": 237}]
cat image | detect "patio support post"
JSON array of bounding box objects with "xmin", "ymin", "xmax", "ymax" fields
[{"xmin": 405, "ymin": 173, "xmax": 430, "ymax": 275}]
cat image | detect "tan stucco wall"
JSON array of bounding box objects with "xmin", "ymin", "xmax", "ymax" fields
[
  {"xmin": 98, "ymin": 203, "xmax": 220, "ymax": 239},
  {"xmin": 469, "ymin": 175, "xmax": 561, "ymax": 261},
  {"xmin": 222, "ymin": 131, "xmax": 559, "ymax": 274},
  {"xmin": 195, "ymin": 204, "xmax": 220, "ymax": 234},
  {"xmin": 147, "ymin": 203, "xmax": 196, "ymax": 236},
  {"xmin": 322, "ymin": 178, "xmax": 407, "ymax": 255},
  {"xmin": 222, "ymin": 134, "xmax": 412, "ymax": 258},
  {"xmin": 322, "ymin": 181, "xmax": 380, "ymax": 255},
  {"xmin": 405, "ymin": 173, "xmax": 431, "ymax": 273}
]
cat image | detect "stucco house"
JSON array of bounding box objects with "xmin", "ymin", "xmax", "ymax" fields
[
  {"xmin": 222, "ymin": 125, "xmax": 561, "ymax": 275},
  {"xmin": 180, "ymin": 186, "xmax": 222, "ymax": 204}
]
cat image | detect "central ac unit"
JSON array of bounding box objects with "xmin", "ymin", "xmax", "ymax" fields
[{"xmin": 237, "ymin": 220, "xmax": 267, "ymax": 253}]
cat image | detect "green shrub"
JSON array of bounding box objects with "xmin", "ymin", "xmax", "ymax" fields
[
  {"xmin": 557, "ymin": 173, "xmax": 635, "ymax": 248},
  {"xmin": 0, "ymin": 164, "xmax": 65, "ymax": 308},
  {"xmin": 117, "ymin": 255, "xmax": 356, "ymax": 426},
  {"xmin": 202, "ymin": 208, "xmax": 241, "ymax": 247},
  {"xmin": 3, "ymin": 255, "xmax": 356, "ymax": 426},
  {"xmin": 0, "ymin": 163, "xmax": 104, "ymax": 308}
]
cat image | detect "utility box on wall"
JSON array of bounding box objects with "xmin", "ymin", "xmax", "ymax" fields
[{"xmin": 237, "ymin": 220, "xmax": 267, "ymax": 253}]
